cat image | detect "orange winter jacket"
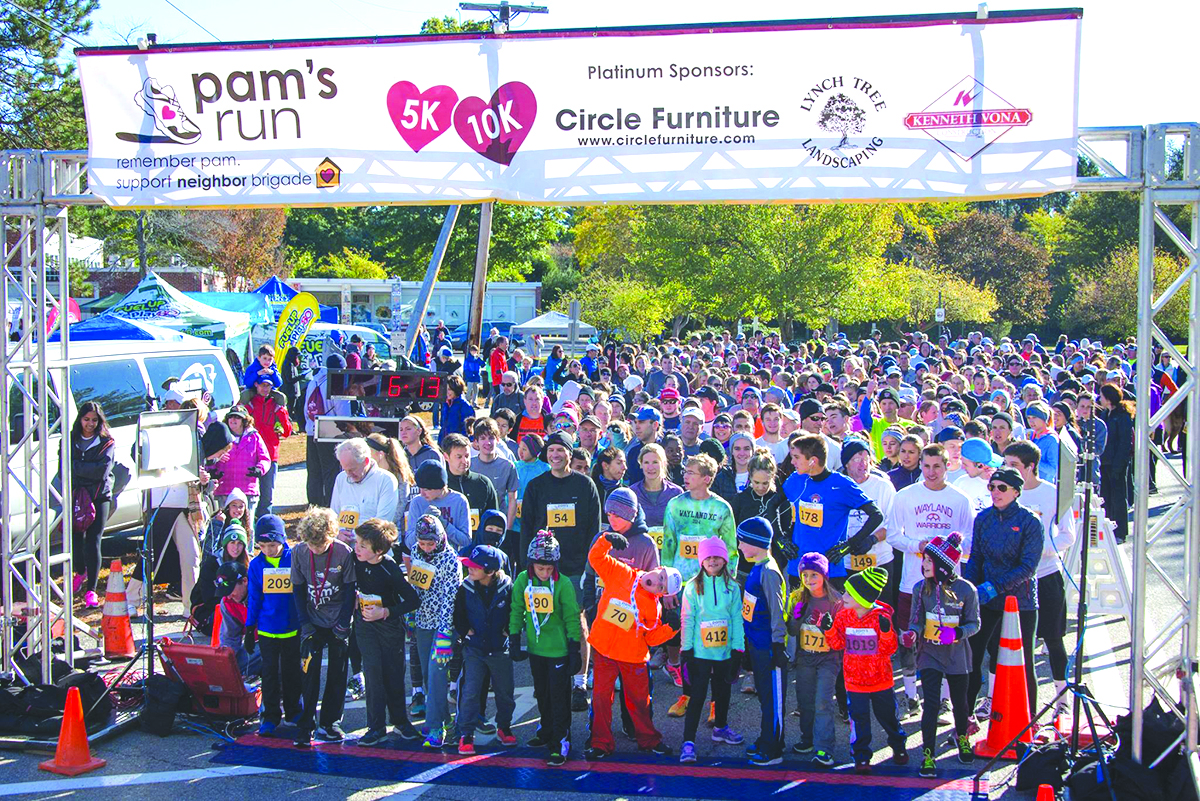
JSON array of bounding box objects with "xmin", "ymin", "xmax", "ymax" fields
[{"xmin": 587, "ymin": 537, "xmax": 675, "ymax": 664}]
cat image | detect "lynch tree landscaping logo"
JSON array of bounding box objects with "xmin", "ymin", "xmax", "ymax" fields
[
  {"xmin": 799, "ymin": 76, "xmax": 887, "ymax": 169},
  {"xmin": 904, "ymin": 76, "xmax": 1032, "ymax": 161}
]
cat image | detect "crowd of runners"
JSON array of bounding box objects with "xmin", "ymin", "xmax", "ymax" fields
[{"xmin": 70, "ymin": 322, "xmax": 1164, "ymax": 778}]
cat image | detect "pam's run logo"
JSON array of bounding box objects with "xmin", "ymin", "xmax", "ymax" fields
[
  {"xmin": 904, "ymin": 76, "xmax": 1032, "ymax": 160},
  {"xmin": 116, "ymin": 78, "xmax": 202, "ymax": 144}
]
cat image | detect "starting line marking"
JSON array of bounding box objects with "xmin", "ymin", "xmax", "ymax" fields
[{"xmin": 0, "ymin": 765, "xmax": 281, "ymax": 797}]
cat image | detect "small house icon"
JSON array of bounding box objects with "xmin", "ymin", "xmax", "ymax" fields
[{"xmin": 315, "ymin": 158, "xmax": 340, "ymax": 188}]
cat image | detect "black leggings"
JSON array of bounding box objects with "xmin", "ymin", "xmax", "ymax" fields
[
  {"xmin": 1099, "ymin": 466, "xmax": 1130, "ymax": 542},
  {"xmin": 73, "ymin": 500, "xmax": 111, "ymax": 594},
  {"xmin": 920, "ymin": 669, "xmax": 969, "ymax": 752},
  {"xmin": 682, "ymin": 657, "xmax": 732, "ymax": 742},
  {"xmin": 1036, "ymin": 573, "xmax": 1069, "ymax": 682},
  {"xmin": 969, "ymin": 606, "xmax": 1038, "ymax": 719}
]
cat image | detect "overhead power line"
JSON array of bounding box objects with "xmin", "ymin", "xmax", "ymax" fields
[
  {"xmin": 162, "ymin": 0, "xmax": 222, "ymax": 42},
  {"xmin": 0, "ymin": 0, "xmax": 88, "ymax": 48}
]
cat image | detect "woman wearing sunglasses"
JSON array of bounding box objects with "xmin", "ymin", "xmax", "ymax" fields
[{"xmin": 963, "ymin": 465, "xmax": 1043, "ymax": 722}]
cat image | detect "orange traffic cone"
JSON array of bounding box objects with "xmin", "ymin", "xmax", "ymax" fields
[
  {"xmin": 1036, "ymin": 784, "xmax": 1056, "ymax": 801},
  {"xmin": 210, "ymin": 603, "xmax": 223, "ymax": 648},
  {"xmin": 101, "ymin": 560, "xmax": 135, "ymax": 659},
  {"xmin": 974, "ymin": 595, "xmax": 1033, "ymax": 759},
  {"xmin": 39, "ymin": 686, "xmax": 106, "ymax": 776}
]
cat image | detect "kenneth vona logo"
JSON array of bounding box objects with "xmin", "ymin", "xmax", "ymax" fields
[
  {"xmin": 798, "ymin": 76, "xmax": 888, "ymax": 168},
  {"xmin": 904, "ymin": 76, "xmax": 1033, "ymax": 161}
]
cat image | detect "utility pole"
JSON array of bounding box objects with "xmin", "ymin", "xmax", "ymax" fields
[{"xmin": 459, "ymin": 1, "xmax": 548, "ymax": 353}]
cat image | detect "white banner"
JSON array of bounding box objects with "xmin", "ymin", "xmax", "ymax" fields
[{"xmin": 77, "ymin": 12, "xmax": 1081, "ymax": 207}]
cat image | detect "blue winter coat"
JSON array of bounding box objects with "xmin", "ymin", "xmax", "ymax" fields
[
  {"xmin": 963, "ymin": 501, "xmax": 1043, "ymax": 612},
  {"xmin": 246, "ymin": 544, "xmax": 299, "ymax": 637},
  {"xmin": 453, "ymin": 574, "xmax": 513, "ymax": 655}
]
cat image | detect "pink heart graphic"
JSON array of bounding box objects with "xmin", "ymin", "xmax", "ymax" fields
[
  {"xmin": 319, "ymin": 169, "xmax": 335, "ymax": 183},
  {"xmin": 161, "ymin": 104, "xmax": 176, "ymax": 121},
  {"xmin": 386, "ymin": 82, "xmax": 458, "ymax": 153},
  {"xmin": 452, "ymin": 81, "xmax": 537, "ymax": 166}
]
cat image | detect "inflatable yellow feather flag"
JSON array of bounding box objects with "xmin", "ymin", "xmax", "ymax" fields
[{"xmin": 275, "ymin": 291, "xmax": 320, "ymax": 357}]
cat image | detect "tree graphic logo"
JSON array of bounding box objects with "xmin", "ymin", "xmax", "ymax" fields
[{"xmin": 817, "ymin": 93, "xmax": 866, "ymax": 149}]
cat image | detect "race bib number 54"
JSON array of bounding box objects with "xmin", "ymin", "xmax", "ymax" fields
[{"xmin": 547, "ymin": 503, "xmax": 576, "ymax": 528}]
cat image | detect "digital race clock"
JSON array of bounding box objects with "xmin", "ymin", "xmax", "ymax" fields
[{"xmin": 326, "ymin": 369, "xmax": 446, "ymax": 403}]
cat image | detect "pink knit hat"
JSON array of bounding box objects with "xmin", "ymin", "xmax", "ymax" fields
[{"xmin": 698, "ymin": 536, "xmax": 729, "ymax": 563}]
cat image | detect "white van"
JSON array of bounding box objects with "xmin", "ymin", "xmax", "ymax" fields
[{"xmin": 5, "ymin": 339, "xmax": 240, "ymax": 540}]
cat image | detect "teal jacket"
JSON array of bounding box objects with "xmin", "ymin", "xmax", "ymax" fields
[{"xmin": 681, "ymin": 572, "xmax": 745, "ymax": 660}]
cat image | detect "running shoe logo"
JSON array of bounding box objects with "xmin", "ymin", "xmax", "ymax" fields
[{"xmin": 116, "ymin": 78, "xmax": 202, "ymax": 144}]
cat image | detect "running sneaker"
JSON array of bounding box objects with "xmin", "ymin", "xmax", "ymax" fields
[
  {"xmin": 546, "ymin": 751, "xmax": 567, "ymax": 767},
  {"xmin": 345, "ymin": 674, "xmax": 365, "ymax": 701},
  {"xmin": 458, "ymin": 736, "xmax": 475, "ymax": 755},
  {"xmin": 648, "ymin": 648, "xmax": 667, "ymax": 669},
  {"xmin": 905, "ymin": 695, "xmax": 921, "ymax": 719},
  {"xmin": 792, "ymin": 740, "xmax": 814, "ymax": 755},
  {"xmin": 938, "ymin": 698, "xmax": 953, "ymax": 725},
  {"xmin": 665, "ymin": 663, "xmax": 684, "ymax": 688},
  {"xmin": 837, "ymin": 704, "xmax": 850, "ymax": 724},
  {"xmin": 680, "ymin": 741, "xmax": 697, "ymax": 763},
  {"xmin": 975, "ymin": 696, "xmax": 992, "ymax": 722},
  {"xmin": 584, "ymin": 747, "xmax": 612, "ymax": 761},
  {"xmin": 257, "ymin": 720, "xmax": 277, "ymax": 736},
  {"xmin": 639, "ymin": 742, "xmax": 672, "ymax": 756},
  {"xmin": 918, "ymin": 747, "xmax": 937, "ymax": 778},
  {"xmin": 527, "ymin": 730, "xmax": 548, "ymax": 748},
  {"xmin": 812, "ymin": 750, "xmax": 835, "ymax": 768},
  {"xmin": 745, "ymin": 743, "xmax": 759, "ymax": 757},
  {"xmin": 393, "ymin": 722, "xmax": 420, "ymax": 741},
  {"xmin": 741, "ymin": 675, "xmax": 757, "ymax": 695},
  {"xmin": 423, "ymin": 730, "xmax": 445, "ymax": 749},
  {"xmin": 892, "ymin": 742, "xmax": 909, "ymax": 765},
  {"xmin": 712, "ymin": 727, "xmax": 743, "ymax": 745},
  {"xmin": 667, "ymin": 695, "xmax": 689, "ymax": 718},
  {"xmin": 315, "ymin": 723, "xmax": 345, "ymax": 742},
  {"xmin": 497, "ymin": 728, "xmax": 517, "ymax": 747},
  {"xmin": 854, "ymin": 757, "xmax": 872, "ymax": 774},
  {"xmin": 293, "ymin": 730, "xmax": 312, "ymax": 748},
  {"xmin": 72, "ymin": 573, "xmax": 86, "ymax": 593},
  {"xmin": 476, "ymin": 720, "xmax": 497, "ymax": 735},
  {"xmin": 749, "ymin": 751, "xmax": 782, "ymax": 767},
  {"xmin": 134, "ymin": 78, "xmax": 202, "ymax": 144},
  {"xmin": 358, "ymin": 729, "xmax": 388, "ymax": 747},
  {"xmin": 411, "ymin": 692, "xmax": 426, "ymax": 719},
  {"xmin": 957, "ymin": 734, "xmax": 974, "ymax": 763},
  {"xmin": 571, "ymin": 686, "xmax": 589, "ymax": 712},
  {"xmin": 83, "ymin": 590, "xmax": 100, "ymax": 608}
]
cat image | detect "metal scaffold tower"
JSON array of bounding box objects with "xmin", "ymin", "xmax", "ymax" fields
[{"xmin": 2, "ymin": 126, "xmax": 1199, "ymax": 775}]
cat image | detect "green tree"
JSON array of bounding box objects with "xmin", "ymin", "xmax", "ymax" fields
[
  {"xmin": 553, "ymin": 274, "xmax": 669, "ymax": 342},
  {"xmin": 0, "ymin": 0, "xmax": 96, "ymax": 149},
  {"xmin": 892, "ymin": 263, "xmax": 998, "ymax": 330},
  {"xmin": 926, "ymin": 211, "xmax": 1051, "ymax": 328},
  {"xmin": 294, "ymin": 247, "xmax": 387, "ymax": 280},
  {"xmin": 420, "ymin": 16, "xmax": 490, "ymax": 34},
  {"xmin": 1062, "ymin": 244, "xmax": 1190, "ymax": 341}
]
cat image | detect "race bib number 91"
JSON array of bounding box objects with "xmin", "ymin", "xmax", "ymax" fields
[{"xmin": 680, "ymin": 536, "xmax": 702, "ymax": 560}]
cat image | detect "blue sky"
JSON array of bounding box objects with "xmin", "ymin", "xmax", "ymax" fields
[{"xmin": 77, "ymin": 0, "xmax": 1197, "ymax": 127}]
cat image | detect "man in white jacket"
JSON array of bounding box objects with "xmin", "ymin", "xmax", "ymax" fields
[
  {"xmin": 886, "ymin": 442, "xmax": 975, "ymax": 718},
  {"xmin": 330, "ymin": 438, "xmax": 398, "ymax": 544}
]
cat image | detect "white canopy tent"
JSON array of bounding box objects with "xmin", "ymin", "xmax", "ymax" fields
[{"xmin": 512, "ymin": 311, "xmax": 596, "ymax": 338}]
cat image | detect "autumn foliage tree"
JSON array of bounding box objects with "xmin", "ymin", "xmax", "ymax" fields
[{"xmin": 926, "ymin": 211, "xmax": 1052, "ymax": 330}]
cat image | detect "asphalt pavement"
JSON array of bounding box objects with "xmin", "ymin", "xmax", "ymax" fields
[{"xmin": 2, "ymin": 451, "xmax": 1186, "ymax": 801}]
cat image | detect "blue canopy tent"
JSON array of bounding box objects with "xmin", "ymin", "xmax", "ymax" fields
[
  {"xmin": 183, "ymin": 291, "xmax": 274, "ymax": 326},
  {"xmin": 50, "ymin": 315, "xmax": 211, "ymax": 344},
  {"xmin": 252, "ymin": 276, "xmax": 338, "ymax": 323}
]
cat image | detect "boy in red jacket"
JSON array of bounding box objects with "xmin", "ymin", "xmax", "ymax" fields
[{"xmin": 824, "ymin": 565, "xmax": 908, "ymax": 774}]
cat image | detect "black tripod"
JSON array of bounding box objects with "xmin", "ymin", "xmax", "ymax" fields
[{"xmin": 972, "ymin": 417, "xmax": 1118, "ymax": 800}]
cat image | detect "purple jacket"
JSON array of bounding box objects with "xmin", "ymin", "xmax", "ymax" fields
[{"xmin": 215, "ymin": 430, "xmax": 271, "ymax": 498}]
